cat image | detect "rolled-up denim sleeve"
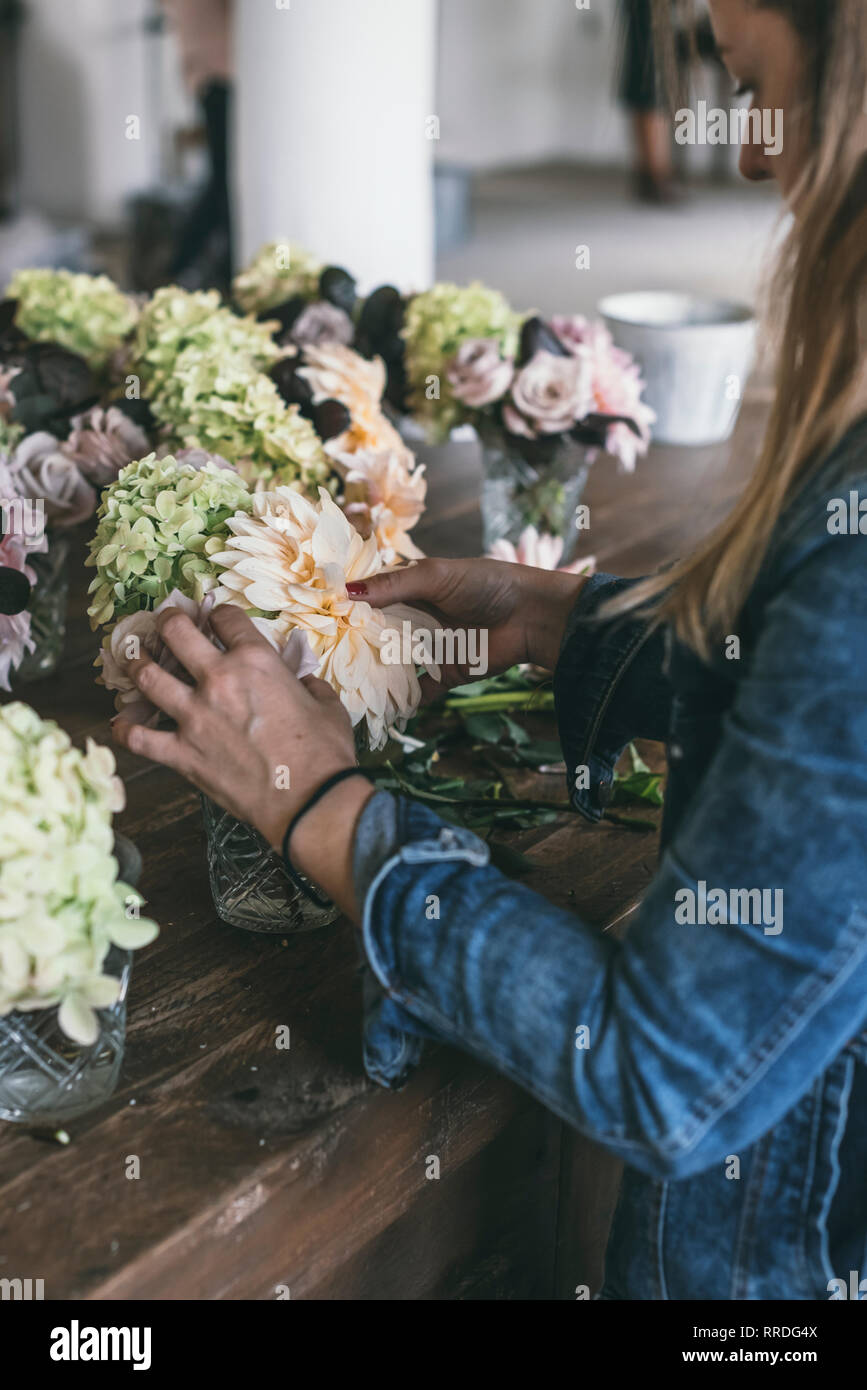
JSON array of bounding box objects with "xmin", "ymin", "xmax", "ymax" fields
[
  {"xmin": 553, "ymin": 573, "xmax": 673, "ymax": 821},
  {"xmin": 354, "ymin": 539, "xmax": 867, "ymax": 1180}
]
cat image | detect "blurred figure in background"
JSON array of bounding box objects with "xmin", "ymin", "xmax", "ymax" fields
[
  {"xmin": 162, "ymin": 0, "xmax": 233, "ymax": 286},
  {"xmin": 619, "ymin": 0, "xmax": 677, "ymax": 203}
]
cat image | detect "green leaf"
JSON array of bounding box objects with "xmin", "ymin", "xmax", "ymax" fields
[
  {"xmin": 501, "ymin": 715, "xmax": 531, "ymax": 747},
  {"xmin": 612, "ymin": 771, "xmax": 664, "ymax": 807},
  {"xmin": 627, "ymin": 742, "xmax": 651, "ymax": 775},
  {"xmin": 463, "ymin": 712, "xmax": 506, "ymax": 744}
]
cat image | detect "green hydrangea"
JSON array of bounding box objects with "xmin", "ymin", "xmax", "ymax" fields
[
  {"xmin": 403, "ymin": 281, "xmax": 523, "ymax": 440},
  {"xmin": 232, "ymin": 241, "xmax": 323, "ymax": 314},
  {"xmin": 0, "ymin": 701, "xmax": 157, "ymax": 1044},
  {"xmin": 151, "ymin": 347, "xmax": 330, "ymax": 492},
  {"xmin": 86, "ymin": 452, "xmax": 253, "ymax": 628},
  {"xmin": 4, "ymin": 268, "xmax": 139, "ymax": 371},
  {"xmin": 132, "ymin": 286, "xmax": 279, "ymax": 396}
]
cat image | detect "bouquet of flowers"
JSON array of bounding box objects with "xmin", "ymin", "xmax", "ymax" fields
[
  {"xmin": 0, "ymin": 273, "xmax": 156, "ymax": 682},
  {"xmin": 86, "ymin": 452, "xmax": 253, "ymax": 629},
  {"xmin": 232, "ymin": 241, "xmax": 359, "ymax": 351},
  {"xmin": 132, "ymin": 285, "xmax": 279, "ymax": 398},
  {"xmin": 3, "ymin": 268, "xmax": 139, "ymax": 371},
  {"xmin": 0, "ymin": 701, "xmax": 157, "ymax": 1045},
  {"xmin": 130, "ymin": 285, "xmax": 332, "ymax": 496},
  {"xmin": 398, "ymin": 294, "xmax": 655, "ymax": 470},
  {"xmin": 88, "ymin": 453, "xmax": 428, "ymax": 752},
  {"xmin": 397, "ymin": 293, "xmax": 655, "ymax": 554},
  {"xmin": 267, "ymin": 340, "xmax": 427, "ymax": 562},
  {"xmin": 401, "ymin": 280, "xmax": 524, "ymax": 440},
  {"xmin": 87, "ymin": 451, "xmax": 433, "ymax": 931}
]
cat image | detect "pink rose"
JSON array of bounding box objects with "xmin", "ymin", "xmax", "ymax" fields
[
  {"xmin": 552, "ymin": 316, "xmax": 655, "ymax": 470},
  {"xmin": 7, "ymin": 431, "xmax": 95, "ymax": 527},
  {"xmin": 290, "ymin": 302, "xmax": 355, "ymax": 349},
  {"xmin": 507, "ymin": 350, "xmax": 595, "ymax": 438},
  {"xmin": 62, "ymin": 406, "xmax": 150, "ymax": 488},
  {"xmin": 446, "ymin": 339, "xmax": 514, "ymax": 409},
  {"xmin": 99, "ymin": 591, "xmax": 219, "ymax": 727},
  {"xmin": 100, "ymin": 590, "xmax": 319, "ymax": 726},
  {"xmin": 550, "ymin": 314, "xmax": 601, "ymax": 355}
]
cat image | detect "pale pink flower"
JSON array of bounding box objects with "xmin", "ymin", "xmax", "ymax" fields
[
  {"xmin": 488, "ymin": 525, "xmax": 596, "ymax": 576},
  {"xmin": 333, "ymin": 447, "xmax": 427, "ymax": 564},
  {"xmin": 7, "ymin": 431, "xmax": 95, "ymax": 527},
  {"xmin": 99, "ymin": 588, "xmax": 319, "ymax": 728},
  {"xmin": 552, "ymin": 315, "xmax": 655, "ymax": 471},
  {"xmin": 211, "ymin": 487, "xmax": 430, "ymax": 749},
  {"xmin": 507, "ymin": 351, "xmax": 595, "ymax": 438},
  {"xmin": 61, "ymin": 406, "xmax": 151, "ymax": 488},
  {"xmin": 290, "ymin": 302, "xmax": 355, "ymax": 349},
  {"xmin": 446, "ymin": 339, "xmax": 514, "ymax": 409},
  {"xmin": 98, "ymin": 592, "xmax": 214, "ymax": 727},
  {"xmin": 298, "ymin": 342, "xmax": 407, "ymax": 457}
]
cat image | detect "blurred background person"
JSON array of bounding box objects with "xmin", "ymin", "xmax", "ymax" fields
[
  {"xmin": 620, "ymin": 0, "xmax": 677, "ymax": 203},
  {"xmin": 162, "ymin": 0, "xmax": 233, "ymax": 288}
]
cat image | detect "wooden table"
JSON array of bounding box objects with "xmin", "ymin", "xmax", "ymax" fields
[{"xmin": 0, "ymin": 404, "xmax": 762, "ymax": 1300}]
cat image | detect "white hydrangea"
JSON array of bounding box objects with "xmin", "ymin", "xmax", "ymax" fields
[{"xmin": 0, "ymin": 703, "xmax": 158, "ymax": 1043}]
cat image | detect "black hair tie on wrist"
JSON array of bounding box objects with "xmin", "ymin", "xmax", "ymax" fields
[{"xmin": 280, "ymin": 767, "xmax": 369, "ymax": 906}]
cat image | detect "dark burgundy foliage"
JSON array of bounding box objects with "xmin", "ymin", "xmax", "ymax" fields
[
  {"xmin": 311, "ymin": 399, "xmax": 352, "ymax": 442},
  {"xmin": 319, "ymin": 266, "xmax": 357, "ymax": 316},
  {"xmin": 356, "ymin": 286, "xmax": 408, "ymax": 411},
  {"xmin": 518, "ymin": 315, "xmax": 573, "ymax": 366},
  {"xmin": 0, "ymin": 565, "xmax": 31, "ymax": 615}
]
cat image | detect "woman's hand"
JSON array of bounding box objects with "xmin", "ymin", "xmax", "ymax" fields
[
  {"xmin": 348, "ymin": 557, "xmax": 589, "ymax": 698},
  {"xmin": 110, "ymin": 604, "xmax": 374, "ymax": 917}
]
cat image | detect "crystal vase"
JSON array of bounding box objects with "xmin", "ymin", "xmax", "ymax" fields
[
  {"xmin": 478, "ymin": 432, "xmax": 591, "ymax": 565},
  {"xmin": 0, "ymin": 945, "xmax": 132, "ymax": 1126},
  {"xmin": 15, "ymin": 534, "xmax": 71, "ymax": 683},
  {"xmin": 0, "ymin": 837, "xmax": 141, "ymax": 1126},
  {"xmin": 201, "ymin": 795, "xmax": 340, "ymax": 934}
]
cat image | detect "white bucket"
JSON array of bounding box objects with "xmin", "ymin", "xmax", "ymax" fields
[{"xmin": 599, "ymin": 291, "xmax": 757, "ymax": 447}]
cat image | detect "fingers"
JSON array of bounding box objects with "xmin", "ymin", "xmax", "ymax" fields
[
  {"xmin": 418, "ymin": 671, "xmax": 450, "ymax": 705},
  {"xmin": 155, "ymin": 608, "xmax": 220, "ymax": 681},
  {"xmin": 111, "ymin": 717, "xmax": 190, "ymax": 772},
  {"xmin": 347, "ymin": 559, "xmax": 450, "ymax": 611},
  {"xmin": 300, "ymin": 674, "xmax": 342, "ymax": 705},
  {"xmin": 209, "ymin": 603, "xmax": 274, "ymax": 651},
  {"xmin": 126, "ymin": 654, "xmax": 193, "ymax": 723}
]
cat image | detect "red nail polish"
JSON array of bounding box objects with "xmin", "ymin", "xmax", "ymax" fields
[{"xmin": 346, "ymin": 582, "xmax": 368, "ymax": 597}]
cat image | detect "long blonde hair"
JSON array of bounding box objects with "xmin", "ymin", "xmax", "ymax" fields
[{"xmin": 609, "ymin": 0, "xmax": 867, "ymax": 660}]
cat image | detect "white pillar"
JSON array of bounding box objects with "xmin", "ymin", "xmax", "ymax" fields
[{"xmin": 233, "ymin": 0, "xmax": 436, "ymax": 294}]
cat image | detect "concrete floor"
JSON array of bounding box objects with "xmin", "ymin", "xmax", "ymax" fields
[{"xmin": 437, "ymin": 163, "xmax": 784, "ymax": 321}]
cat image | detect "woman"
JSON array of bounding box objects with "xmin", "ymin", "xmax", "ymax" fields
[{"xmin": 114, "ymin": 0, "xmax": 867, "ymax": 1300}]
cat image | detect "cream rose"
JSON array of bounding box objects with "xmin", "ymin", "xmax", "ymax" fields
[
  {"xmin": 446, "ymin": 338, "xmax": 514, "ymax": 408},
  {"xmin": 507, "ymin": 350, "xmax": 595, "ymax": 437}
]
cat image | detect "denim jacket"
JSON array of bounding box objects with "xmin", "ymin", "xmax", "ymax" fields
[{"xmin": 352, "ymin": 419, "xmax": 867, "ymax": 1300}]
